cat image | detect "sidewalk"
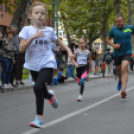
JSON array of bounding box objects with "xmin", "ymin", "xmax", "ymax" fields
[
  {"xmin": 0, "ymin": 74, "xmax": 102, "ymax": 94},
  {"xmin": 21, "ymin": 74, "xmax": 102, "ymax": 87}
]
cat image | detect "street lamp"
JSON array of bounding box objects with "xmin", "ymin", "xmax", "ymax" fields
[{"xmin": 52, "ymin": 0, "xmax": 59, "ymax": 36}]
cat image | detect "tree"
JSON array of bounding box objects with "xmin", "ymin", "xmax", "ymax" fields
[
  {"xmin": 43, "ymin": 0, "xmax": 134, "ymax": 51},
  {"xmin": 0, "ymin": 0, "xmax": 19, "ymax": 13},
  {"xmin": 10, "ymin": 0, "xmax": 33, "ymax": 31}
]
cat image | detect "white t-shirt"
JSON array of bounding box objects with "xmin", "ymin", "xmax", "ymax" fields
[{"xmin": 19, "ymin": 25, "xmax": 57, "ymax": 71}]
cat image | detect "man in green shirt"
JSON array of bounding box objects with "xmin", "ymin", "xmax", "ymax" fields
[{"xmin": 106, "ymin": 14, "xmax": 134, "ymax": 99}]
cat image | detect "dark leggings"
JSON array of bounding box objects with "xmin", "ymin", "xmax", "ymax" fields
[
  {"xmin": 30, "ymin": 68, "xmax": 53, "ymax": 115},
  {"xmin": 80, "ymin": 84, "xmax": 84, "ymax": 95}
]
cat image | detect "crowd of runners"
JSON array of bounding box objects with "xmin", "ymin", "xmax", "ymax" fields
[{"xmin": 0, "ymin": 1, "xmax": 134, "ymax": 129}]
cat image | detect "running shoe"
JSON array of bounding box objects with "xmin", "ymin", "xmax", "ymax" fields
[
  {"xmin": 16, "ymin": 82, "xmax": 20, "ymax": 85},
  {"xmin": 48, "ymin": 90, "xmax": 58, "ymax": 108},
  {"xmin": 1, "ymin": 84, "xmax": 7, "ymax": 89},
  {"xmin": 77, "ymin": 95, "xmax": 83, "ymax": 102},
  {"xmin": 30, "ymin": 115, "xmax": 43, "ymax": 128},
  {"xmin": 20, "ymin": 82, "xmax": 25, "ymax": 85},
  {"xmin": 121, "ymin": 90, "xmax": 127, "ymax": 99},
  {"xmin": 117, "ymin": 81, "xmax": 122, "ymax": 91},
  {"xmin": 7, "ymin": 83, "xmax": 13, "ymax": 89}
]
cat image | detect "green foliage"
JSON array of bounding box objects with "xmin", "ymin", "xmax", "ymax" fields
[
  {"xmin": 0, "ymin": 0, "xmax": 19, "ymax": 14},
  {"xmin": 42, "ymin": 0, "xmax": 134, "ymax": 44},
  {"xmin": 23, "ymin": 69, "xmax": 29, "ymax": 75}
]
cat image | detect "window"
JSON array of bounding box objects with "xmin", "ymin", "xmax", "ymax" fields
[
  {"xmin": 5, "ymin": 0, "xmax": 7, "ymax": 12},
  {"xmin": 5, "ymin": 5, "xmax": 7, "ymax": 12},
  {"xmin": 58, "ymin": 31, "xmax": 63, "ymax": 37},
  {"xmin": 63, "ymin": 32, "xmax": 66, "ymax": 38},
  {"xmin": 0, "ymin": 4, "xmax": 2, "ymax": 11}
]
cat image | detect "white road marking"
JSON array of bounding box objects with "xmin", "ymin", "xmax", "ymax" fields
[{"xmin": 21, "ymin": 86, "xmax": 134, "ymax": 134}]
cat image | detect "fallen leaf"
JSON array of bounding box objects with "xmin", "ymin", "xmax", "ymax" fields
[{"xmin": 83, "ymin": 114, "xmax": 88, "ymax": 116}]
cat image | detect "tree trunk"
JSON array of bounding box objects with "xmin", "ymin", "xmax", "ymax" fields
[
  {"xmin": 101, "ymin": 14, "xmax": 108, "ymax": 52},
  {"xmin": 127, "ymin": 0, "xmax": 133, "ymax": 25},
  {"xmin": 88, "ymin": 32, "xmax": 101, "ymax": 49},
  {"xmin": 116, "ymin": 0, "xmax": 121, "ymax": 15},
  {"xmin": 127, "ymin": 0, "xmax": 133, "ymax": 48},
  {"xmin": 10, "ymin": 0, "xmax": 33, "ymax": 31},
  {"xmin": 66, "ymin": 32, "xmax": 71, "ymax": 45}
]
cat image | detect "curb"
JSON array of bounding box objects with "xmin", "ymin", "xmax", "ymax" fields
[{"xmin": 0, "ymin": 76, "xmax": 102, "ymax": 95}]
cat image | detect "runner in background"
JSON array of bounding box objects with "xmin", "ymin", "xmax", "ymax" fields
[
  {"xmin": 106, "ymin": 14, "xmax": 134, "ymax": 99},
  {"xmin": 73, "ymin": 38, "xmax": 95, "ymax": 102}
]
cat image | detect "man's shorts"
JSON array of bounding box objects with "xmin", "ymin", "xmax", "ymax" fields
[
  {"xmin": 113, "ymin": 69, "xmax": 116, "ymax": 75},
  {"xmin": 114, "ymin": 54, "xmax": 131, "ymax": 66}
]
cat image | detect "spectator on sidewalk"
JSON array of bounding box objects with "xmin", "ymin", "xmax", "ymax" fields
[
  {"xmin": 95, "ymin": 47, "xmax": 100, "ymax": 74},
  {"xmin": 0, "ymin": 30, "xmax": 3, "ymax": 81},
  {"xmin": 113, "ymin": 60, "xmax": 117, "ymax": 80},
  {"xmin": 1, "ymin": 30, "xmax": 17, "ymax": 89},
  {"xmin": 53, "ymin": 67, "xmax": 68, "ymax": 85},
  {"xmin": 47, "ymin": 42, "xmax": 58, "ymax": 86},
  {"xmin": 102, "ymin": 48, "xmax": 113, "ymax": 78},
  {"xmin": 15, "ymin": 52, "xmax": 25, "ymax": 85},
  {"xmin": 75, "ymin": 44, "xmax": 79, "ymax": 50},
  {"xmin": 101, "ymin": 61, "xmax": 106, "ymax": 77},
  {"xmin": 56, "ymin": 38, "xmax": 64, "ymax": 73},
  {"xmin": 66, "ymin": 43, "xmax": 75, "ymax": 78},
  {"xmin": 130, "ymin": 56, "xmax": 134, "ymax": 71},
  {"xmin": 91, "ymin": 48, "xmax": 96, "ymax": 74},
  {"xmin": 10, "ymin": 25, "xmax": 19, "ymax": 87}
]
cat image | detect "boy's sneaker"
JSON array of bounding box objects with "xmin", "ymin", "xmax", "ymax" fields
[
  {"xmin": 77, "ymin": 95, "xmax": 83, "ymax": 102},
  {"xmin": 121, "ymin": 90, "xmax": 127, "ymax": 99},
  {"xmin": 48, "ymin": 90, "xmax": 58, "ymax": 108},
  {"xmin": 30, "ymin": 115, "xmax": 43, "ymax": 128},
  {"xmin": 7, "ymin": 83, "xmax": 13, "ymax": 89},
  {"xmin": 117, "ymin": 81, "xmax": 122, "ymax": 91},
  {"xmin": 1, "ymin": 84, "xmax": 7, "ymax": 89}
]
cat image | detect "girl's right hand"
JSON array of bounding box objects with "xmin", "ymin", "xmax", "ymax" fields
[
  {"xmin": 31, "ymin": 30, "xmax": 45, "ymax": 40},
  {"xmin": 114, "ymin": 44, "xmax": 120, "ymax": 49}
]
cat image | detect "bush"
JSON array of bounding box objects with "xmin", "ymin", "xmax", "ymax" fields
[{"xmin": 23, "ymin": 69, "xmax": 29, "ymax": 75}]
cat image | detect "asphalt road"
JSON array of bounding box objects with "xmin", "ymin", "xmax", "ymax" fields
[{"xmin": 0, "ymin": 73, "xmax": 134, "ymax": 134}]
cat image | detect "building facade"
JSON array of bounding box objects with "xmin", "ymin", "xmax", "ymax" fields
[{"xmin": 0, "ymin": 0, "xmax": 52, "ymax": 35}]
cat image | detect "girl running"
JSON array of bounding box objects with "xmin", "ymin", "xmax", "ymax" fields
[
  {"xmin": 73, "ymin": 38, "xmax": 95, "ymax": 102},
  {"xmin": 19, "ymin": 1, "xmax": 73, "ymax": 128}
]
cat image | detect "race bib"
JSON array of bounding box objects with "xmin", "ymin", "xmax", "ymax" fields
[
  {"xmin": 77, "ymin": 57, "xmax": 87, "ymax": 64},
  {"xmin": 30, "ymin": 39, "xmax": 51, "ymax": 52}
]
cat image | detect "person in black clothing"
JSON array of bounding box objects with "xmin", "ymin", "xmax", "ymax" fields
[
  {"xmin": 130, "ymin": 56, "xmax": 134, "ymax": 71},
  {"xmin": 15, "ymin": 52, "xmax": 25, "ymax": 85},
  {"xmin": 56, "ymin": 37, "xmax": 64, "ymax": 73},
  {"xmin": 0, "ymin": 30, "xmax": 3, "ymax": 81}
]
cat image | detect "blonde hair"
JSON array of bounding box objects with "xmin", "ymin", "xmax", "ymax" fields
[{"xmin": 30, "ymin": 1, "xmax": 47, "ymax": 15}]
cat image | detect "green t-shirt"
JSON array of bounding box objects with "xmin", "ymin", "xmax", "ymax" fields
[{"xmin": 108, "ymin": 25, "xmax": 134, "ymax": 57}]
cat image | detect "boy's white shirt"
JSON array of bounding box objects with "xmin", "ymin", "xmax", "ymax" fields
[{"xmin": 19, "ymin": 25, "xmax": 57, "ymax": 71}]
